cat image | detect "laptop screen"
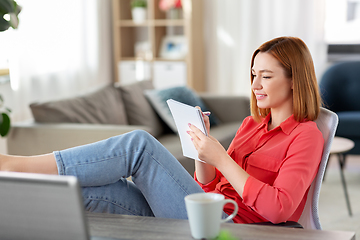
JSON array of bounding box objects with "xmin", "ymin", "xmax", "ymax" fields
[{"xmin": 0, "ymin": 172, "xmax": 89, "ymax": 240}]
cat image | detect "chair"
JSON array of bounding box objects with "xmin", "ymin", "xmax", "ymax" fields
[
  {"xmin": 319, "ymin": 61, "xmax": 360, "ymax": 157},
  {"xmin": 254, "ymin": 107, "xmax": 338, "ymax": 229},
  {"xmin": 297, "ymin": 107, "xmax": 338, "ymax": 229}
]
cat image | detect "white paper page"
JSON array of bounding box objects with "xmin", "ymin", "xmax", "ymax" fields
[{"xmin": 167, "ymin": 99, "xmax": 208, "ymax": 161}]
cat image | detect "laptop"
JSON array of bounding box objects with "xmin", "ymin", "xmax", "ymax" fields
[{"xmin": 0, "ymin": 171, "xmax": 120, "ymax": 240}]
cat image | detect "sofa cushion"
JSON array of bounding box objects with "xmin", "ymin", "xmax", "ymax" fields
[
  {"xmin": 30, "ymin": 85, "xmax": 128, "ymax": 125},
  {"xmin": 117, "ymin": 80, "xmax": 165, "ymax": 137},
  {"xmin": 144, "ymin": 86, "xmax": 220, "ymax": 133}
]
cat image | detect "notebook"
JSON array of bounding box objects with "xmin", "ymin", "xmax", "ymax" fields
[
  {"xmin": 0, "ymin": 171, "xmax": 119, "ymax": 240},
  {"xmin": 167, "ymin": 99, "xmax": 208, "ymax": 161}
]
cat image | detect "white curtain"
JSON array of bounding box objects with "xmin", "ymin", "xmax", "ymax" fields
[
  {"xmin": 7, "ymin": 0, "xmax": 113, "ymax": 122},
  {"xmin": 204, "ymin": 0, "xmax": 327, "ymax": 96}
]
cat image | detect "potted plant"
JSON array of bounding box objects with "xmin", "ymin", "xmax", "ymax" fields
[
  {"xmin": 0, "ymin": 96, "xmax": 10, "ymax": 137},
  {"xmin": 159, "ymin": 0, "xmax": 182, "ymax": 19},
  {"xmin": 0, "ymin": 0, "xmax": 21, "ymax": 31},
  {"xmin": 0, "ymin": 0, "xmax": 21, "ymax": 137},
  {"xmin": 131, "ymin": 0, "xmax": 147, "ymax": 24}
]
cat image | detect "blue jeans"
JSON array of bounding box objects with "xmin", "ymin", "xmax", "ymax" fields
[{"xmin": 54, "ymin": 130, "xmax": 205, "ymax": 219}]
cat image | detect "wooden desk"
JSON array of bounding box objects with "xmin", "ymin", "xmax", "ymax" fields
[
  {"xmin": 87, "ymin": 213, "xmax": 355, "ymax": 240},
  {"xmin": 330, "ymin": 137, "xmax": 355, "ymax": 216}
]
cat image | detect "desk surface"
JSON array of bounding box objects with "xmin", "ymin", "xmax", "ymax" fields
[{"xmin": 86, "ymin": 213, "xmax": 355, "ymax": 240}]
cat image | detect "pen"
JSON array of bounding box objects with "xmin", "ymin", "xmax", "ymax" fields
[{"xmin": 203, "ymin": 111, "xmax": 211, "ymax": 116}]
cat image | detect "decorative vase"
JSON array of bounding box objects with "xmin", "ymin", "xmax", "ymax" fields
[
  {"xmin": 166, "ymin": 8, "xmax": 182, "ymax": 19},
  {"xmin": 132, "ymin": 7, "xmax": 147, "ymax": 23}
]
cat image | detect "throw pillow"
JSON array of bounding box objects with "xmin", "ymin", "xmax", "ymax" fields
[
  {"xmin": 117, "ymin": 80, "xmax": 165, "ymax": 137},
  {"xmin": 144, "ymin": 86, "xmax": 220, "ymax": 133},
  {"xmin": 30, "ymin": 85, "xmax": 128, "ymax": 125}
]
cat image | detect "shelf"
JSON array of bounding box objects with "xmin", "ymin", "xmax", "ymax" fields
[
  {"xmin": 153, "ymin": 58, "xmax": 186, "ymax": 61},
  {"xmin": 152, "ymin": 19, "xmax": 184, "ymax": 26},
  {"xmin": 117, "ymin": 20, "xmax": 149, "ymax": 27},
  {"xmin": 119, "ymin": 58, "xmax": 186, "ymax": 62},
  {"xmin": 0, "ymin": 68, "xmax": 9, "ymax": 76},
  {"xmin": 116, "ymin": 19, "xmax": 185, "ymax": 27},
  {"xmin": 112, "ymin": 0, "xmax": 204, "ymax": 91},
  {"xmin": 120, "ymin": 57, "xmax": 153, "ymax": 61}
]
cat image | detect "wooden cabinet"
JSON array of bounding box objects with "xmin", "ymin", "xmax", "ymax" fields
[{"xmin": 112, "ymin": 0, "xmax": 204, "ymax": 91}]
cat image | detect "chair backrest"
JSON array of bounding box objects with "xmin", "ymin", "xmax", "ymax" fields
[
  {"xmin": 319, "ymin": 61, "xmax": 360, "ymax": 112},
  {"xmin": 297, "ymin": 107, "xmax": 338, "ymax": 230}
]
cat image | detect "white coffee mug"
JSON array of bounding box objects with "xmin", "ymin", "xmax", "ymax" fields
[{"xmin": 185, "ymin": 193, "xmax": 238, "ymax": 239}]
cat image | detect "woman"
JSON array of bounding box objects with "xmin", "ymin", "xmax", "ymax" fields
[{"xmin": 0, "ymin": 36, "xmax": 324, "ymax": 224}]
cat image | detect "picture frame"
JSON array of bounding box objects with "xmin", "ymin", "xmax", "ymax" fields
[{"xmin": 159, "ymin": 35, "xmax": 187, "ymax": 59}]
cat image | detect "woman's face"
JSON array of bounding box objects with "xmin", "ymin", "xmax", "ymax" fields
[{"xmin": 251, "ymin": 52, "xmax": 293, "ymax": 114}]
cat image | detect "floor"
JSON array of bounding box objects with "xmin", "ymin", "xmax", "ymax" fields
[{"xmin": 319, "ymin": 154, "xmax": 360, "ymax": 237}]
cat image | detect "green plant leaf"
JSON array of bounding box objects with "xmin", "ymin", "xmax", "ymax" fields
[
  {"xmin": 216, "ymin": 230, "xmax": 239, "ymax": 240},
  {"xmin": 0, "ymin": 15, "xmax": 10, "ymax": 31},
  {"xmin": 0, "ymin": 0, "xmax": 15, "ymax": 14},
  {"xmin": 0, "ymin": 112, "xmax": 11, "ymax": 137},
  {"xmin": 0, "ymin": 0, "xmax": 21, "ymax": 31},
  {"xmin": 131, "ymin": 0, "xmax": 147, "ymax": 8}
]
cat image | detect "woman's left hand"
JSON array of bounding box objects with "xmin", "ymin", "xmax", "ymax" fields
[{"xmin": 187, "ymin": 124, "xmax": 229, "ymax": 168}]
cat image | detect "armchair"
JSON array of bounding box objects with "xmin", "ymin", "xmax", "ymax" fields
[{"xmin": 319, "ymin": 61, "xmax": 360, "ymax": 157}]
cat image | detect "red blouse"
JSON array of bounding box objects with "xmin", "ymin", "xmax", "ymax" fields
[{"xmin": 195, "ymin": 114, "xmax": 324, "ymax": 224}]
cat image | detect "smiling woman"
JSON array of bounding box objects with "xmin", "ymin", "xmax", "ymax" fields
[{"xmin": 0, "ymin": 36, "xmax": 325, "ymax": 227}]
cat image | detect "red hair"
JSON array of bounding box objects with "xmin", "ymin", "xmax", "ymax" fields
[{"xmin": 250, "ymin": 37, "xmax": 321, "ymax": 122}]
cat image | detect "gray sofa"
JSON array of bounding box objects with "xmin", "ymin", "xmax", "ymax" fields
[{"xmin": 7, "ymin": 81, "xmax": 250, "ymax": 175}]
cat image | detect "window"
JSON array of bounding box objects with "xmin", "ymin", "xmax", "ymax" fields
[
  {"xmin": 0, "ymin": 30, "xmax": 12, "ymax": 84},
  {"xmin": 325, "ymin": 0, "xmax": 360, "ymax": 61}
]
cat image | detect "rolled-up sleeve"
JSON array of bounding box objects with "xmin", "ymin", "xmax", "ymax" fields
[{"xmin": 194, "ymin": 169, "xmax": 222, "ymax": 192}]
